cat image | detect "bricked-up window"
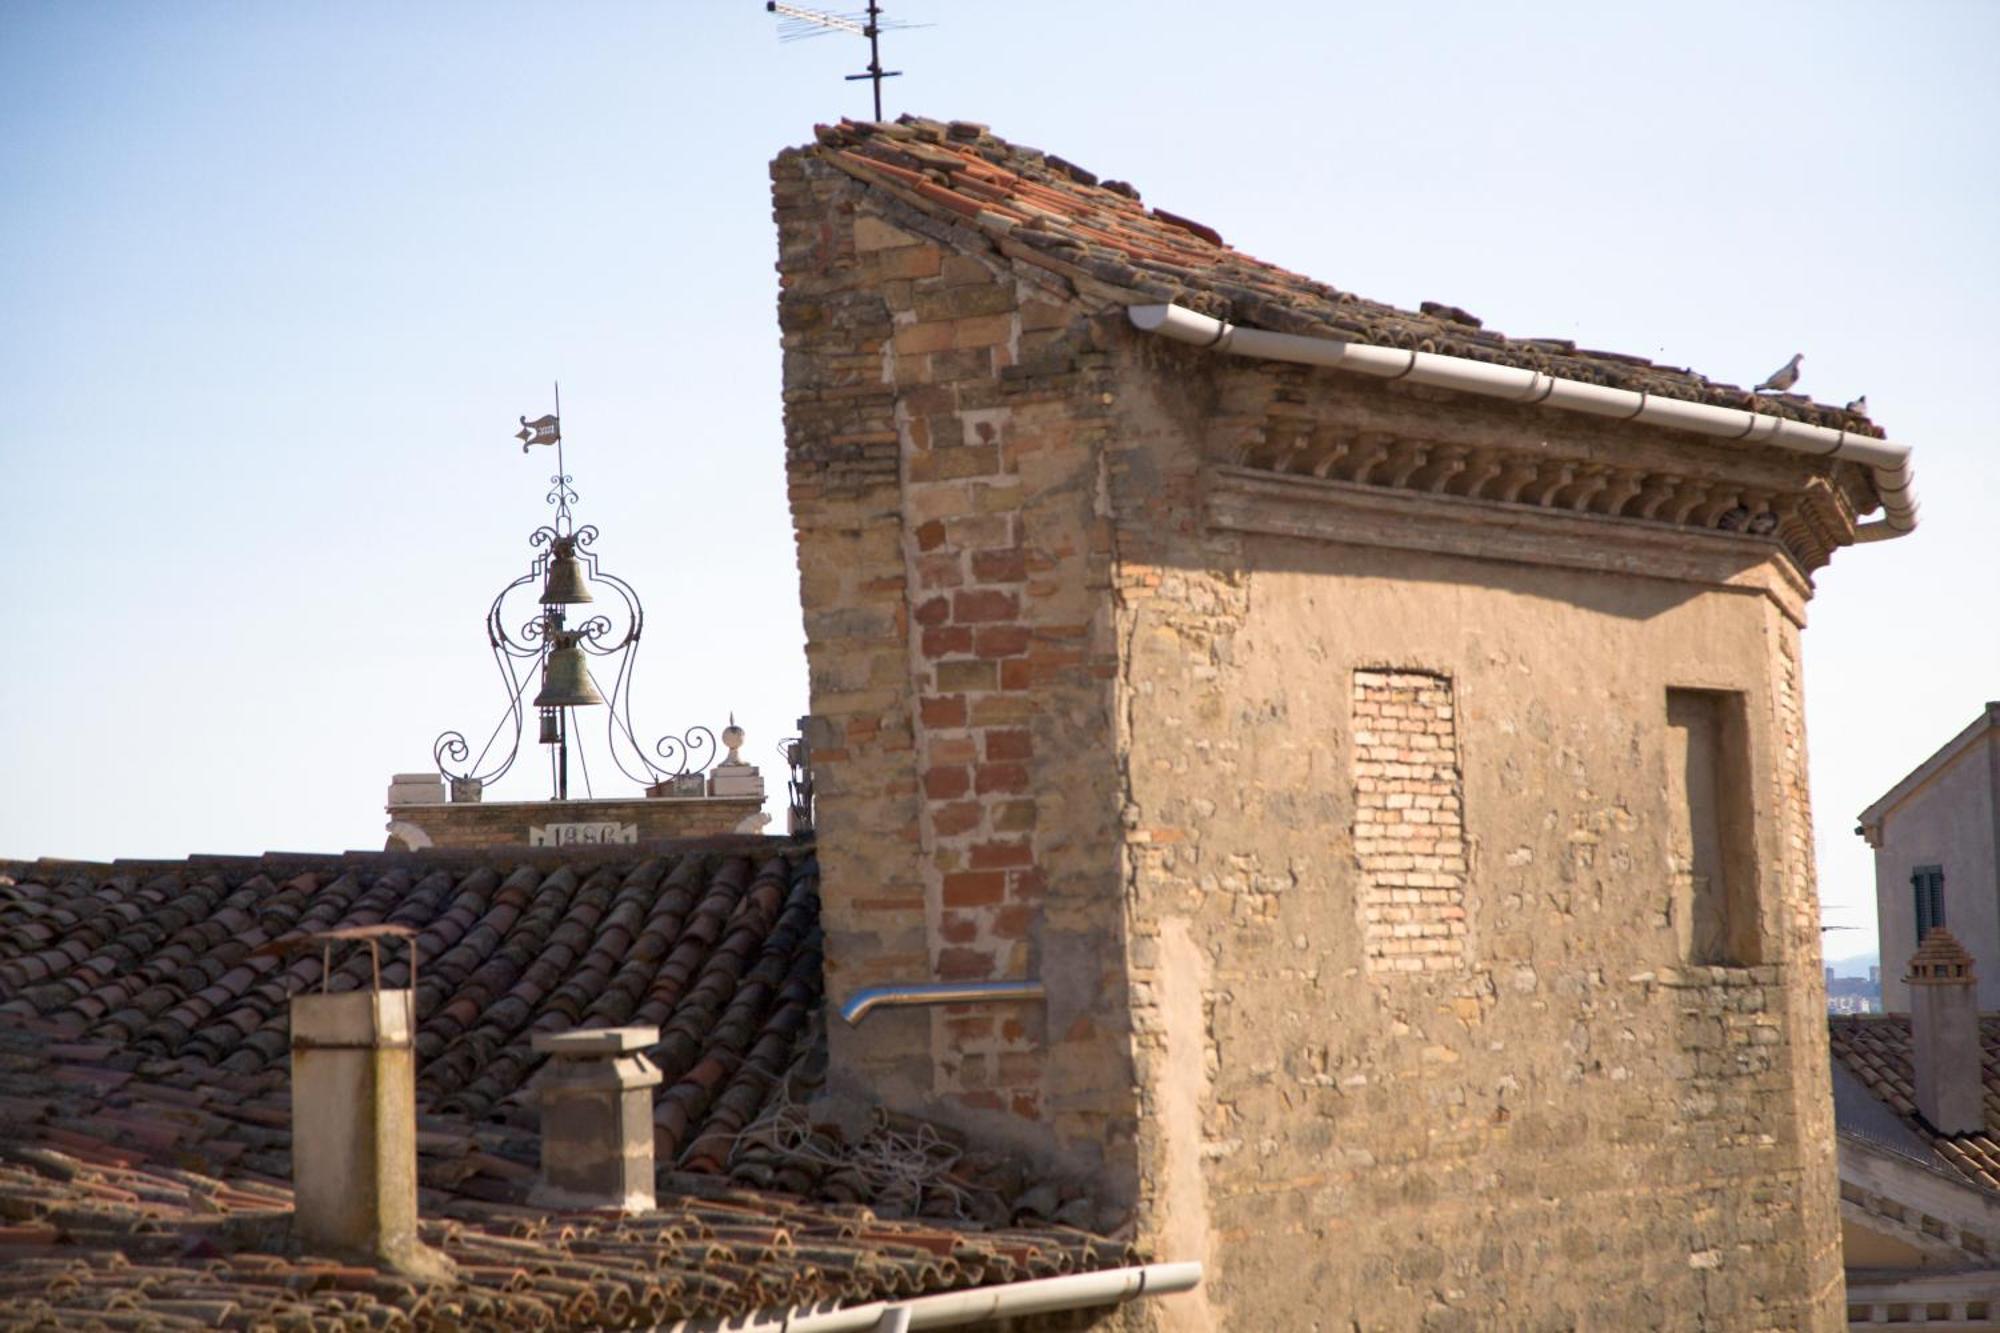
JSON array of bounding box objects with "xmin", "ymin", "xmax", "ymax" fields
[
  {"xmin": 1664, "ymin": 688, "xmax": 1760, "ymax": 966},
  {"xmin": 1912, "ymin": 865, "xmax": 1945, "ymax": 940},
  {"xmin": 1352, "ymin": 670, "xmax": 1467, "ymax": 974}
]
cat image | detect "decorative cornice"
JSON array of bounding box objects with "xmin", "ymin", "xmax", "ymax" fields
[
  {"xmin": 1203, "ymin": 465, "xmax": 1813, "ymax": 626},
  {"xmin": 1224, "ymin": 423, "xmax": 1848, "ymax": 575}
]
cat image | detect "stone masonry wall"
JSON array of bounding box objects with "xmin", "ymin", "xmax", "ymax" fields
[
  {"xmin": 1352, "ymin": 670, "xmax": 1469, "ymax": 976},
  {"xmin": 1106, "ymin": 333, "xmax": 1845, "ymax": 1330},
  {"xmin": 774, "ymin": 135, "xmax": 1845, "ymax": 1327},
  {"xmin": 386, "ymin": 797, "xmax": 762, "ymax": 851},
  {"xmin": 773, "ymin": 146, "xmax": 1139, "ymax": 1189}
]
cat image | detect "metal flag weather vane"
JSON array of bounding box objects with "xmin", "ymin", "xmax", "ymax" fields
[
  {"xmin": 429, "ymin": 387, "xmax": 716, "ymax": 805},
  {"xmin": 766, "ymin": 1, "xmax": 926, "ymax": 121}
]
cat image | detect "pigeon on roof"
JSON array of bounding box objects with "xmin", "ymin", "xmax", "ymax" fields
[
  {"xmin": 1847, "ymin": 394, "xmax": 1869, "ymax": 415},
  {"xmin": 1756, "ymin": 353, "xmax": 1804, "ymax": 393}
]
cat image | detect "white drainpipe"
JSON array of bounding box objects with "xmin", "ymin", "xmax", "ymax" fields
[
  {"xmin": 651, "ymin": 1260, "xmax": 1203, "ymax": 1332},
  {"xmin": 1127, "ymin": 303, "xmax": 1918, "ymax": 540}
]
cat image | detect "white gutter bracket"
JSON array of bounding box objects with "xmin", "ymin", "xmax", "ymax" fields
[{"xmin": 1127, "ymin": 303, "xmax": 1918, "ymax": 540}]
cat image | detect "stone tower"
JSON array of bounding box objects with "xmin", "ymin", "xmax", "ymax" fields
[{"xmin": 773, "ymin": 116, "xmax": 1908, "ymax": 1328}]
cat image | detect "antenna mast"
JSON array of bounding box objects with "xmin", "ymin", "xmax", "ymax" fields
[{"xmin": 767, "ymin": 1, "xmax": 917, "ymax": 121}]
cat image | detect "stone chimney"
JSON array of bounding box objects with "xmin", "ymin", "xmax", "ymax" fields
[
  {"xmin": 1907, "ymin": 928, "xmax": 1983, "ymax": 1135},
  {"xmin": 529, "ymin": 1026, "xmax": 664, "ymax": 1212},
  {"xmin": 288, "ymin": 930, "xmax": 452, "ymax": 1278}
]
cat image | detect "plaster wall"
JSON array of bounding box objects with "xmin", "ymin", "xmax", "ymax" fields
[
  {"xmin": 1871, "ymin": 736, "xmax": 2000, "ymax": 1012},
  {"xmin": 1105, "ymin": 338, "xmax": 1845, "ymax": 1329}
]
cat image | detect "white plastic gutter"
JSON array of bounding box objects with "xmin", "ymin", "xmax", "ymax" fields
[
  {"xmin": 1127, "ymin": 303, "xmax": 1918, "ymax": 540},
  {"xmin": 652, "ymin": 1260, "xmax": 1202, "ymax": 1331}
]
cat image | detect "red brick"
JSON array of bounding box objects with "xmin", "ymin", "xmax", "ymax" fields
[
  {"xmin": 931, "ymin": 736, "xmax": 977, "ymax": 765},
  {"xmin": 943, "ymin": 871, "xmax": 1007, "ymax": 907},
  {"xmin": 937, "ymin": 947, "xmax": 994, "ymax": 980},
  {"xmin": 1008, "ymin": 869, "xmax": 1047, "ymax": 901},
  {"xmin": 924, "ymin": 766, "xmax": 971, "ymax": 800},
  {"xmin": 919, "ymin": 695, "xmax": 967, "ymax": 728},
  {"xmin": 914, "ymin": 519, "xmax": 947, "ymax": 551},
  {"xmin": 931, "ymin": 801, "xmax": 982, "ymax": 836},
  {"xmin": 992, "ymin": 892, "xmax": 1040, "ymax": 932},
  {"xmin": 969, "ymin": 839, "xmax": 1034, "ymax": 870},
  {"xmin": 914, "ymin": 596, "xmax": 950, "ymax": 627},
  {"xmin": 975, "ymin": 762, "xmax": 1030, "ymax": 795},
  {"xmin": 983, "ymin": 728, "xmax": 1033, "ymax": 761},
  {"xmin": 952, "ymin": 589, "xmax": 1020, "ymax": 623},
  {"xmin": 939, "ymin": 915, "xmax": 979, "ymax": 945},
  {"xmin": 974, "ymin": 625, "xmax": 1031, "ymax": 659},
  {"xmin": 922, "ymin": 626, "xmax": 973, "ymax": 657},
  {"xmin": 916, "ymin": 553, "xmax": 963, "ymax": 589},
  {"xmin": 999, "ymin": 658, "xmax": 1033, "ymax": 691},
  {"xmin": 970, "ymin": 548, "xmax": 1027, "ymax": 583}
]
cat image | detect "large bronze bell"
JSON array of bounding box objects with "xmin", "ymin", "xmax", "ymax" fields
[
  {"xmin": 540, "ymin": 539, "xmax": 593, "ymax": 605},
  {"xmin": 534, "ymin": 638, "xmax": 604, "ymax": 708}
]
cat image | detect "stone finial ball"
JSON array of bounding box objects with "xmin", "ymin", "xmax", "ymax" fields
[{"xmin": 722, "ymin": 722, "xmax": 746, "ymax": 752}]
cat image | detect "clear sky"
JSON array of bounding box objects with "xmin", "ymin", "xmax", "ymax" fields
[{"xmin": 3, "ymin": 1, "xmax": 1994, "ymax": 967}]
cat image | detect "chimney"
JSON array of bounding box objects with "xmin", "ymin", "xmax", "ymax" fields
[
  {"xmin": 287, "ymin": 928, "xmax": 453, "ymax": 1278},
  {"xmin": 1906, "ymin": 928, "xmax": 1983, "ymax": 1135},
  {"xmin": 529, "ymin": 1026, "xmax": 664, "ymax": 1212}
]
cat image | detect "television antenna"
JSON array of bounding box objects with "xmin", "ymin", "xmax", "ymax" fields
[{"xmin": 766, "ymin": 2, "xmax": 925, "ymax": 121}]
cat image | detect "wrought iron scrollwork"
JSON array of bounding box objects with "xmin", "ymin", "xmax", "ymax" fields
[{"xmin": 430, "ymin": 400, "xmax": 728, "ymax": 801}]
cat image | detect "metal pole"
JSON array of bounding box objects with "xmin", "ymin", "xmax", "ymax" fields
[{"xmin": 867, "ymin": 0, "xmax": 883, "ymax": 119}]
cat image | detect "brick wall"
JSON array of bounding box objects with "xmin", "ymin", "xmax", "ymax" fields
[
  {"xmin": 773, "ymin": 146, "xmax": 1136, "ymax": 1181},
  {"xmin": 1351, "ymin": 669, "xmax": 1468, "ymax": 975}
]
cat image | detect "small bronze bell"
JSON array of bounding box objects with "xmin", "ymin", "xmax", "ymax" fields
[
  {"xmin": 534, "ymin": 638, "xmax": 604, "ymax": 708},
  {"xmin": 540, "ymin": 539, "xmax": 593, "ymax": 606},
  {"xmin": 538, "ymin": 708, "xmax": 561, "ymax": 745}
]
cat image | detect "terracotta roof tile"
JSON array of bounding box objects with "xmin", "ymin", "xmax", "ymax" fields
[
  {"xmin": 799, "ymin": 115, "xmax": 1880, "ymax": 434},
  {"xmin": 0, "ymin": 842, "xmax": 1131, "ymax": 1328},
  {"xmin": 1828, "ymin": 1013, "xmax": 2000, "ymax": 1192}
]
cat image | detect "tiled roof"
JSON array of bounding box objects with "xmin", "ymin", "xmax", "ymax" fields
[
  {"xmin": 1828, "ymin": 1014, "xmax": 2000, "ymax": 1192},
  {"xmin": 0, "ymin": 845, "xmax": 1130, "ymax": 1329},
  {"xmin": 805, "ymin": 116, "xmax": 1879, "ymax": 434}
]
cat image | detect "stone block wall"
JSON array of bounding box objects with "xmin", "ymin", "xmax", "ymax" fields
[{"xmin": 1102, "ymin": 335, "xmax": 1845, "ymax": 1327}]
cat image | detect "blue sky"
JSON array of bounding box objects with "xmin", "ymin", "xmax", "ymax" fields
[{"xmin": 3, "ymin": 1, "xmax": 1994, "ymax": 966}]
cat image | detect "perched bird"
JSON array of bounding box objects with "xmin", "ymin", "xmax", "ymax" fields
[
  {"xmin": 1716, "ymin": 505, "xmax": 1751, "ymax": 532},
  {"xmin": 1748, "ymin": 511, "xmax": 1780, "ymax": 536},
  {"xmin": 1846, "ymin": 394, "xmax": 1869, "ymax": 415},
  {"xmin": 1755, "ymin": 353, "xmax": 1803, "ymax": 393}
]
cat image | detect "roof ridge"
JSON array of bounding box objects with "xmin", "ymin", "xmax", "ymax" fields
[{"xmin": 799, "ymin": 114, "xmax": 1882, "ymax": 434}]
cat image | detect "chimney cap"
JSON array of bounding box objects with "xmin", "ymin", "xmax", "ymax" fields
[
  {"xmin": 532, "ymin": 1025, "xmax": 659, "ymax": 1057},
  {"xmin": 1907, "ymin": 928, "xmax": 1976, "ymax": 984}
]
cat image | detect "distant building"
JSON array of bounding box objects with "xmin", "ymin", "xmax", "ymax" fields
[
  {"xmin": 1858, "ymin": 702, "xmax": 2000, "ymax": 1012},
  {"xmin": 1831, "ymin": 931, "xmax": 2000, "ymax": 1324}
]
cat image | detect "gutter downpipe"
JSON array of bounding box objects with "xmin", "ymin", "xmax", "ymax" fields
[
  {"xmin": 650, "ymin": 1260, "xmax": 1204, "ymax": 1332},
  {"xmin": 1126, "ymin": 303, "xmax": 1918, "ymax": 540},
  {"xmin": 839, "ymin": 979, "xmax": 1046, "ymax": 1025}
]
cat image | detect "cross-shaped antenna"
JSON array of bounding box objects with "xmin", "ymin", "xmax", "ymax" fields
[{"xmin": 767, "ymin": 2, "xmax": 924, "ymax": 121}]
